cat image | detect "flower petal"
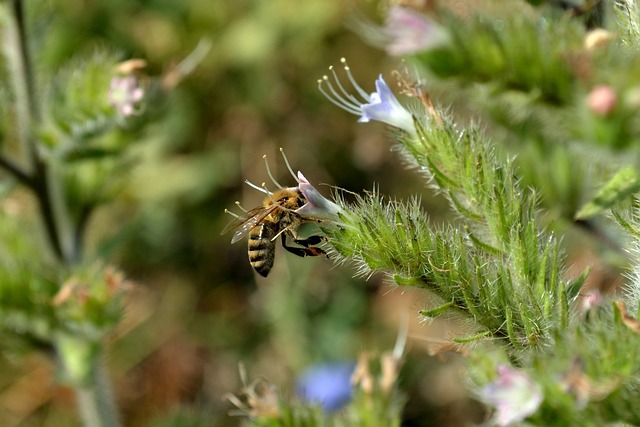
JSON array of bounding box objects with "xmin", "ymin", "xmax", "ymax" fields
[
  {"xmin": 384, "ymin": 6, "xmax": 449, "ymax": 56},
  {"xmin": 296, "ymin": 172, "xmax": 342, "ymax": 221},
  {"xmin": 297, "ymin": 362, "xmax": 356, "ymax": 412},
  {"xmin": 480, "ymin": 365, "xmax": 543, "ymax": 426},
  {"xmin": 360, "ymin": 75, "xmax": 416, "ymax": 133}
]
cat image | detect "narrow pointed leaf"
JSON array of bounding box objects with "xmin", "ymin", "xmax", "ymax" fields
[{"xmin": 576, "ymin": 167, "xmax": 640, "ymax": 219}]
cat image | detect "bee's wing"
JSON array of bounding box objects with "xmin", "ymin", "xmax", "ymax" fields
[{"xmin": 221, "ymin": 206, "xmax": 276, "ymax": 244}]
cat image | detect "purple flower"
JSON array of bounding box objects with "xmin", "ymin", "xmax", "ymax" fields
[
  {"xmin": 318, "ymin": 59, "xmax": 416, "ymax": 134},
  {"xmin": 384, "ymin": 6, "xmax": 448, "ymax": 56},
  {"xmin": 295, "ymin": 172, "xmax": 342, "ymax": 221},
  {"xmin": 297, "ymin": 362, "xmax": 356, "ymax": 412},
  {"xmin": 108, "ymin": 76, "xmax": 144, "ymax": 117},
  {"xmin": 480, "ymin": 365, "xmax": 543, "ymax": 426}
]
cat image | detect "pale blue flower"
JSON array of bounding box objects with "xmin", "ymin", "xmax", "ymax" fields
[
  {"xmin": 295, "ymin": 172, "xmax": 342, "ymax": 221},
  {"xmin": 318, "ymin": 59, "xmax": 416, "ymax": 134},
  {"xmin": 297, "ymin": 362, "xmax": 355, "ymax": 412},
  {"xmin": 480, "ymin": 365, "xmax": 543, "ymax": 426}
]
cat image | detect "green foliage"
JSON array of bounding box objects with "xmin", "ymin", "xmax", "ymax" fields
[
  {"xmin": 615, "ymin": 0, "xmax": 640, "ymax": 44},
  {"xmin": 232, "ymin": 352, "xmax": 404, "ymax": 427},
  {"xmin": 44, "ymin": 49, "xmax": 123, "ymax": 144},
  {"xmin": 411, "ymin": 2, "xmax": 640, "ymax": 229},
  {"xmin": 293, "ymin": 2, "xmax": 640, "ymax": 425},
  {"xmin": 0, "ymin": 208, "xmax": 60, "ymax": 349},
  {"xmin": 0, "ymin": 1, "xmax": 161, "ymax": 425},
  {"xmin": 10, "ymin": 0, "xmax": 640, "ymax": 425},
  {"xmin": 467, "ymin": 302, "xmax": 640, "ymax": 426},
  {"xmin": 325, "ymin": 111, "xmax": 571, "ymax": 351},
  {"xmin": 577, "ymin": 166, "xmax": 640, "ymax": 219},
  {"xmin": 0, "ymin": 206, "xmax": 125, "ymax": 388},
  {"xmin": 418, "ymin": 9, "xmax": 583, "ymax": 105}
]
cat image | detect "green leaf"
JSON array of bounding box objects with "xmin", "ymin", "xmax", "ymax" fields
[
  {"xmin": 576, "ymin": 167, "xmax": 640, "ymax": 219},
  {"xmin": 451, "ymin": 329, "xmax": 492, "ymax": 343},
  {"xmin": 566, "ymin": 267, "xmax": 590, "ymax": 302},
  {"xmin": 612, "ymin": 209, "xmax": 640, "ymax": 239},
  {"xmin": 61, "ymin": 146, "xmax": 123, "ymax": 162},
  {"xmin": 419, "ymin": 300, "xmax": 454, "ymax": 318}
]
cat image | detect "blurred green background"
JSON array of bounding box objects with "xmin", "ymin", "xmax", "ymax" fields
[{"xmin": 0, "ymin": 1, "xmax": 479, "ymax": 426}]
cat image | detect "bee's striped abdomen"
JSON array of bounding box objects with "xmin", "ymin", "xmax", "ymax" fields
[{"xmin": 248, "ymin": 223, "xmax": 277, "ymax": 277}]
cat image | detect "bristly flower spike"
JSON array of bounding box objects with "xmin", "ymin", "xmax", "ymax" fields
[{"xmin": 318, "ymin": 58, "xmax": 417, "ymax": 135}]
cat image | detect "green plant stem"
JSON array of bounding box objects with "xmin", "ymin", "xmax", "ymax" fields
[
  {"xmin": 35, "ymin": 165, "xmax": 67, "ymax": 260},
  {"xmin": 2, "ymin": 0, "xmax": 65, "ymax": 260},
  {"xmin": 0, "ymin": 154, "xmax": 32, "ymax": 185},
  {"xmin": 76, "ymin": 365, "xmax": 122, "ymax": 427},
  {"xmin": 3, "ymin": 2, "xmax": 121, "ymax": 426},
  {"xmin": 3, "ymin": 0, "xmax": 38, "ymax": 169}
]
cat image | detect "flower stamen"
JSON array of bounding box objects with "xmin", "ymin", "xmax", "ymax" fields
[
  {"xmin": 329, "ymin": 66, "xmax": 361, "ymax": 106},
  {"xmin": 224, "ymin": 208, "xmax": 241, "ymax": 219},
  {"xmin": 279, "ymin": 148, "xmax": 300, "ymax": 183},
  {"xmin": 262, "ymin": 154, "xmax": 283, "ymax": 189},
  {"xmin": 235, "ymin": 201, "xmax": 248, "ymax": 213},
  {"xmin": 340, "ymin": 58, "xmax": 371, "ymax": 100},
  {"xmin": 245, "ymin": 179, "xmax": 271, "ymax": 195},
  {"xmin": 318, "ymin": 76, "xmax": 363, "ymax": 115}
]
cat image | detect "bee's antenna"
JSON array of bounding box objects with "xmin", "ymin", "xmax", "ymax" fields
[
  {"xmin": 280, "ymin": 147, "xmax": 299, "ymax": 183},
  {"xmin": 224, "ymin": 208, "xmax": 241, "ymax": 219},
  {"xmin": 235, "ymin": 201, "xmax": 248, "ymax": 213},
  {"xmin": 263, "ymin": 154, "xmax": 284, "ymax": 188},
  {"xmin": 245, "ymin": 179, "xmax": 271, "ymax": 195}
]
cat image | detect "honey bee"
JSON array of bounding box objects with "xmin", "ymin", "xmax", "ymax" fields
[{"xmin": 222, "ymin": 151, "xmax": 326, "ymax": 277}]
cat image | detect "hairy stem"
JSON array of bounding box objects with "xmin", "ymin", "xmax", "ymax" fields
[
  {"xmin": 75, "ymin": 365, "xmax": 122, "ymax": 427},
  {"xmin": 2, "ymin": 2, "xmax": 120, "ymax": 426},
  {"xmin": 2, "ymin": 0, "xmax": 66, "ymax": 260},
  {"xmin": 3, "ymin": 0, "xmax": 38, "ymax": 170},
  {"xmin": 0, "ymin": 154, "xmax": 32, "ymax": 185}
]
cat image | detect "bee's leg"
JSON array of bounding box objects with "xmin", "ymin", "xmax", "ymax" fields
[
  {"xmin": 280, "ymin": 233, "xmax": 325, "ymax": 258},
  {"xmin": 292, "ymin": 235, "xmax": 324, "ymax": 247}
]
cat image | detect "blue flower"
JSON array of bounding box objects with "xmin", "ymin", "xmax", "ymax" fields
[
  {"xmin": 318, "ymin": 59, "xmax": 416, "ymax": 134},
  {"xmin": 297, "ymin": 362, "xmax": 356, "ymax": 412}
]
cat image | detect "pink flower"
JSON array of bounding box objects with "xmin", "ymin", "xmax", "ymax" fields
[
  {"xmin": 108, "ymin": 76, "xmax": 144, "ymax": 117},
  {"xmin": 480, "ymin": 365, "xmax": 543, "ymax": 426},
  {"xmin": 384, "ymin": 6, "xmax": 448, "ymax": 56},
  {"xmin": 587, "ymin": 85, "xmax": 617, "ymax": 117}
]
